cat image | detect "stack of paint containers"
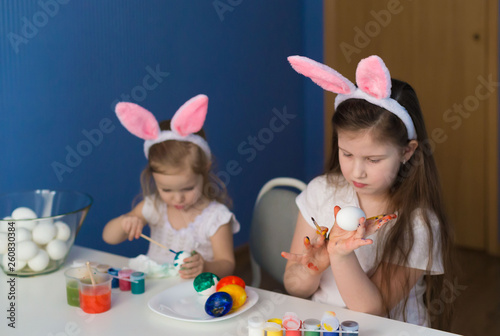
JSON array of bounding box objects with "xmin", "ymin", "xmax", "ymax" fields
[{"xmin": 248, "ymin": 311, "xmax": 359, "ymax": 335}]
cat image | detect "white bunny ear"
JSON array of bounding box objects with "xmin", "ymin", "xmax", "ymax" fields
[
  {"xmin": 171, "ymin": 94, "xmax": 208, "ymax": 137},
  {"xmin": 288, "ymin": 55, "xmax": 356, "ymax": 94},
  {"xmin": 355, "ymin": 55, "xmax": 392, "ymax": 99},
  {"xmin": 115, "ymin": 102, "xmax": 160, "ymax": 140}
]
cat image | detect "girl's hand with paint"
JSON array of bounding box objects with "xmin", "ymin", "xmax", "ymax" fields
[
  {"xmin": 178, "ymin": 252, "xmax": 204, "ymax": 279},
  {"xmin": 327, "ymin": 206, "xmax": 396, "ymax": 257},
  {"xmin": 120, "ymin": 214, "xmax": 146, "ymax": 241},
  {"xmin": 281, "ymin": 227, "xmax": 331, "ymax": 274}
]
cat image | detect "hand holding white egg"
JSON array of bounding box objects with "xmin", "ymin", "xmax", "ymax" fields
[{"xmin": 335, "ymin": 206, "xmax": 366, "ymax": 231}]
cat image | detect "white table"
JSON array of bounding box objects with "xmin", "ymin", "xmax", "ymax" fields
[{"xmin": 0, "ymin": 246, "xmax": 459, "ymax": 336}]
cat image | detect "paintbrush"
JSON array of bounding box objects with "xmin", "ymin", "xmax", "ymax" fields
[{"xmin": 311, "ymin": 217, "xmax": 328, "ymax": 237}]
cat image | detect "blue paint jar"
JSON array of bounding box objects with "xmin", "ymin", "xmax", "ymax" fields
[
  {"xmin": 321, "ymin": 312, "xmax": 340, "ymax": 336},
  {"xmin": 341, "ymin": 320, "xmax": 359, "ymax": 335},
  {"xmin": 108, "ymin": 268, "xmax": 120, "ymax": 288},
  {"xmin": 130, "ymin": 272, "xmax": 145, "ymax": 294}
]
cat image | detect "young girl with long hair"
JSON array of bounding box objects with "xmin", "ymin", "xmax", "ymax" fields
[{"xmin": 282, "ymin": 55, "xmax": 455, "ymax": 329}]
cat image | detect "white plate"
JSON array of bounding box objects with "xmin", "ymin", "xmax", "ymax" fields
[{"xmin": 148, "ymin": 280, "xmax": 258, "ymax": 322}]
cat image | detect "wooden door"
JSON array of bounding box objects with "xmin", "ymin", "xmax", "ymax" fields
[{"xmin": 323, "ymin": 0, "xmax": 499, "ymax": 254}]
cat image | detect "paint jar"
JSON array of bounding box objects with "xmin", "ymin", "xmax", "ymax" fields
[
  {"xmin": 108, "ymin": 268, "xmax": 120, "ymax": 288},
  {"xmin": 267, "ymin": 318, "xmax": 282, "ymax": 325},
  {"xmin": 118, "ymin": 269, "xmax": 134, "ymax": 291},
  {"xmin": 79, "ymin": 272, "xmax": 112, "ymax": 314},
  {"xmin": 341, "ymin": 320, "xmax": 359, "ymax": 335},
  {"xmin": 96, "ymin": 264, "xmax": 110, "ymax": 273},
  {"xmin": 264, "ymin": 322, "xmax": 283, "ymax": 336},
  {"xmin": 247, "ymin": 316, "xmax": 265, "ymax": 336},
  {"xmin": 303, "ymin": 318, "xmax": 321, "ymax": 336},
  {"xmin": 130, "ymin": 272, "xmax": 145, "ymax": 294},
  {"xmin": 64, "ymin": 267, "xmax": 91, "ymax": 307},
  {"xmin": 321, "ymin": 311, "xmax": 340, "ymax": 336},
  {"xmin": 282, "ymin": 312, "xmax": 301, "ymax": 336}
]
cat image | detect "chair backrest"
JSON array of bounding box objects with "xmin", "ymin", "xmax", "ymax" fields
[{"xmin": 249, "ymin": 178, "xmax": 306, "ymax": 287}]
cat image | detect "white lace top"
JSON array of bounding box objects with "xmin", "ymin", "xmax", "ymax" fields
[
  {"xmin": 142, "ymin": 196, "xmax": 240, "ymax": 264},
  {"xmin": 296, "ymin": 175, "xmax": 444, "ymax": 326}
]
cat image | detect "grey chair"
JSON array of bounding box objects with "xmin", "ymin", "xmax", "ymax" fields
[{"xmin": 249, "ymin": 177, "xmax": 307, "ymax": 288}]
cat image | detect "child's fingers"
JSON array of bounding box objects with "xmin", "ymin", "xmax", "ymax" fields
[
  {"xmin": 281, "ymin": 251, "xmax": 304, "ymax": 262},
  {"xmin": 366, "ymin": 214, "xmax": 397, "ymax": 235},
  {"xmin": 357, "ymin": 238, "xmax": 373, "ymax": 247},
  {"xmin": 334, "ymin": 205, "xmax": 341, "ymax": 218},
  {"xmin": 134, "ymin": 224, "xmax": 143, "ymax": 239},
  {"xmin": 304, "ymin": 236, "xmax": 312, "ymax": 249},
  {"xmin": 318, "ymin": 227, "xmax": 329, "ymax": 238},
  {"xmin": 354, "ymin": 217, "xmax": 367, "ymax": 239}
]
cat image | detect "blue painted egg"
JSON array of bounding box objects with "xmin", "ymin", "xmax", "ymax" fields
[{"xmin": 204, "ymin": 292, "xmax": 233, "ymax": 317}]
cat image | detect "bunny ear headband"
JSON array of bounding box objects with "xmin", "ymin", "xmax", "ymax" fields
[
  {"xmin": 115, "ymin": 94, "xmax": 211, "ymax": 159},
  {"xmin": 288, "ymin": 55, "xmax": 416, "ymax": 140}
]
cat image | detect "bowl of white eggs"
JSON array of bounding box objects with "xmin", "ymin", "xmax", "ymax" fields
[{"xmin": 0, "ymin": 189, "xmax": 92, "ymax": 277}]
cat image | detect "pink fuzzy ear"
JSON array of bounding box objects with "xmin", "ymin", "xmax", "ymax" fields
[
  {"xmin": 355, "ymin": 55, "xmax": 391, "ymax": 99},
  {"xmin": 288, "ymin": 56, "xmax": 356, "ymax": 94},
  {"xmin": 171, "ymin": 94, "xmax": 208, "ymax": 137},
  {"xmin": 115, "ymin": 102, "xmax": 160, "ymax": 140}
]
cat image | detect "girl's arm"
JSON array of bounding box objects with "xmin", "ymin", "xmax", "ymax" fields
[
  {"xmin": 102, "ymin": 201, "xmax": 147, "ymax": 245},
  {"xmin": 328, "ymin": 216, "xmax": 424, "ymax": 315},
  {"xmin": 179, "ymin": 222, "xmax": 236, "ymax": 279},
  {"xmin": 330, "ymin": 252, "xmax": 424, "ymax": 315},
  {"xmin": 204, "ymin": 222, "xmax": 235, "ymax": 277},
  {"xmin": 283, "ymin": 213, "xmax": 330, "ymax": 298}
]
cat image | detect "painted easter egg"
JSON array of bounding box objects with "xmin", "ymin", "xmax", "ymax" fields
[
  {"xmin": 336, "ymin": 206, "xmax": 366, "ymax": 231},
  {"xmin": 193, "ymin": 272, "xmax": 220, "ymax": 296},
  {"xmin": 173, "ymin": 251, "xmax": 192, "ymax": 271},
  {"xmin": 216, "ymin": 275, "xmax": 246, "ymax": 291},
  {"xmin": 218, "ymin": 284, "xmax": 247, "ymax": 310},
  {"xmin": 205, "ymin": 291, "xmax": 233, "ymax": 317}
]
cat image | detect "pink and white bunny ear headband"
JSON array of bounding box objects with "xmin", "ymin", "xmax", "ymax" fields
[
  {"xmin": 288, "ymin": 55, "xmax": 416, "ymax": 140},
  {"xmin": 115, "ymin": 94, "xmax": 211, "ymax": 159}
]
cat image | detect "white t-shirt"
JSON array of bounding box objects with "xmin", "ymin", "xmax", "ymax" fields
[
  {"xmin": 296, "ymin": 175, "xmax": 444, "ymax": 326},
  {"xmin": 142, "ymin": 196, "xmax": 240, "ymax": 264}
]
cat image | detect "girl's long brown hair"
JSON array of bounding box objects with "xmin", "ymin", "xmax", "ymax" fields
[
  {"xmin": 138, "ymin": 120, "xmax": 231, "ymax": 210},
  {"xmin": 326, "ymin": 79, "xmax": 456, "ymax": 330}
]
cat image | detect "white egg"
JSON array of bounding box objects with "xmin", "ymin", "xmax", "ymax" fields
[
  {"xmin": 54, "ymin": 221, "xmax": 71, "ymax": 241},
  {"xmin": 173, "ymin": 251, "xmax": 192, "ymax": 271},
  {"xmin": 28, "ymin": 249, "xmax": 50, "ymax": 271},
  {"xmin": 2, "ymin": 253, "xmax": 27, "ymax": 271},
  {"xmin": 0, "ymin": 217, "xmax": 12, "ymax": 233},
  {"xmin": 17, "ymin": 241, "xmax": 39, "ymax": 261},
  {"xmin": 32, "ymin": 221, "xmax": 57, "ymax": 245},
  {"xmin": 16, "ymin": 228, "xmax": 32, "ymax": 242},
  {"xmin": 12, "ymin": 207, "xmax": 38, "ymax": 231},
  {"xmin": 12, "ymin": 207, "xmax": 37, "ymax": 219},
  {"xmin": 0, "ymin": 232, "xmax": 7, "ymax": 254},
  {"xmin": 336, "ymin": 206, "xmax": 366, "ymax": 231},
  {"xmin": 16, "ymin": 220, "xmax": 38, "ymax": 231},
  {"xmin": 46, "ymin": 240, "xmax": 68, "ymax": 260}
]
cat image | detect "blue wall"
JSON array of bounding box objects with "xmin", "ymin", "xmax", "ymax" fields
[{"xmin": 0, "ymin": 0, "xmax": 323, "ymax": 257}]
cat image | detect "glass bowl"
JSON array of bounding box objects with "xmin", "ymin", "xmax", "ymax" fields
[{"xmin": 0, "ymin": 189, "xmax": 92, "ymax": 277}]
